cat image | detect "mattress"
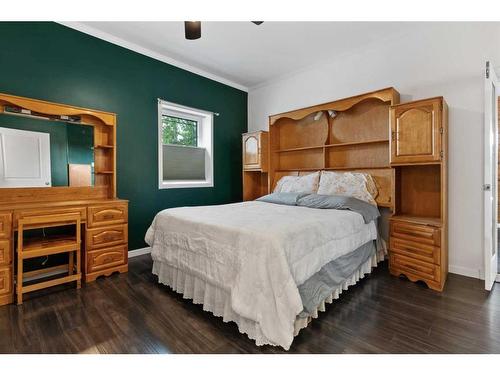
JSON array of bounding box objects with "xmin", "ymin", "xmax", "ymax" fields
[{"xmin": 146, "ymin": 200, "xmax": 380, "ymax": 349}]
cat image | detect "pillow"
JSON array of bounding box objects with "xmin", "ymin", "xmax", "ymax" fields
[
  {"xmin": 273, "ymin": 172, "xmax": 320, "ymax": 194},
  {"xmin": 256, "ymin": 192, "xmax": 308, "ymax": 206},
  {"xmin": 317, "ymin": 171, "xmax": 378, "ymax": 205}
]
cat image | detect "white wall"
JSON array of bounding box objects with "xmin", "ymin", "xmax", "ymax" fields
[{"xmin": 248, "ymin": 23, "xmax": 500, "ymax": 279}]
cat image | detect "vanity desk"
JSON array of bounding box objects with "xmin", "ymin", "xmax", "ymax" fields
[{"xmin": 0, "ymin": 93, "xmax": 128, "ymax": 306}]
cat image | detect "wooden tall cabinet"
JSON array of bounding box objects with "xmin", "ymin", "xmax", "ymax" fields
[
  {"xmin": 389, "ymin": 97, "xmax": 448, "ymax": 291},
  {"xmin": 242, "ymin": 131, "xmax": 269, "ymax": 201}
]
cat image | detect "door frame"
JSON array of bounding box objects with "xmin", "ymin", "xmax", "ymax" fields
[{"xmin": 484, "ymin": 61, "xmax": 499, "ymax": 290}]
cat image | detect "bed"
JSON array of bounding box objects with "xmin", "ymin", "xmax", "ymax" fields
[
  {"xmin": 145, "ymin": 188, "xmax": 386, "ymax": 350},
  {"xmin": 146, "ymin": 89, "xmax": 398, "ymax": 350}
]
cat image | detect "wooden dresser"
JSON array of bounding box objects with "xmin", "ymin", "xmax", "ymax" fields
[
  {"xmin": 389, "ymin": 97, "xmax": 448, "ymax": 291},
  {"xmin": 0, "ymin": 93, "xmax": 128, "ymax": 306}
]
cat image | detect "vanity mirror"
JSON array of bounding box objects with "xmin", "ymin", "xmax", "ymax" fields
[{"xmin": 0, "ymin": 115, "xmax": 95, "ymax": 188}]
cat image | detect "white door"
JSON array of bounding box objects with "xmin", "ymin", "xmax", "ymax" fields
[
  {"xmin": 0, "ymin": 127, "xmax": 52, "ymax": 188},
  {"xmin": 484, "ymin": 61, "xmax": 499, "ymax": 290}
]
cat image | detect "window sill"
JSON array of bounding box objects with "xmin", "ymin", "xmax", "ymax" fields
[{"xmin": 159, "ymin": 180, "xmax": 214, "ymax": 189}]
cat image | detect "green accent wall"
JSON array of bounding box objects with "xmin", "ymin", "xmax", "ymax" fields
[{"xmin": 0, "ymin": 22, "xmax": 248, "ymax": 250}]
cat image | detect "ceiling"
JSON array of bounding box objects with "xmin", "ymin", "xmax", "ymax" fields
[{"xmin": 64, "ymin": 22, "xmax": 423, "ymax": 91}]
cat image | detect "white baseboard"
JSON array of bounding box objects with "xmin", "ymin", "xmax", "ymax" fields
[
  {"xmin": 128, "ymin": 247, "xmax": 152, "ymax": 258},
  {"xmin": 449, "ymin": 265, "xmax": 483, "ymax": 279}
]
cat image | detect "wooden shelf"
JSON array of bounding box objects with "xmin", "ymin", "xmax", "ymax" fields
[
  {"xmin": 275, "ymin": 145, "xmax": 324, "ymax": 153},
  {"xmin": 324, "ymin": 139, "xmax": 389, "ymax": 148},
  {"xmin": 95, "ymin": 170, "xmax": 114, "ymax": 174},
  {"xmin": 94, "ymin": 144, "xmax": 114, "ymax": 149},
  {"xmin": 324, "ymin": 166, "xmax": 389, "ymax": 171},
  {"xmin": 275, "ymin": 168, "xmax": 322, "ymax": 172},
  {"xmin": 22, "ymin": 234, "xmax": 80, "ymax": 259},
  {"xmin": 390, "ymin": 215, "xmax": 442, "ymax": 227},
  {"xmin": 274, "ymin": 139, "xmax": 389, "ymax": 153},
  {"xmin": 276, "ymin": 166, "xmax": 390, "ymax": 172}
]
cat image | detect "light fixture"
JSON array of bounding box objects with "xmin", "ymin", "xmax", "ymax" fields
[
  {"xmin": 314, "ymin": 111, "xmax": 323, "ymax": 121},
  {"xmin": 328, "ymin": 110, "xmax": 337, "ymax": 118},
  {"xmin": 185, "ymin": 21, "xmax": 201, "ymax": 40},
  {"xmin": 184, "ymin": 21, "xmax": 263, "ymax": 40}
]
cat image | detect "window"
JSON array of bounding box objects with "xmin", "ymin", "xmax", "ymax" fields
[
  {"xmin": 158, "ymin": 100, "xmax": 213, "ymax": 189},
  {"xmin": 162, "ymin": 115, "xmax": 197, "ymax": 147}
]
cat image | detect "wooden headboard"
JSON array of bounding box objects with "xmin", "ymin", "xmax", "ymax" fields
[{"xmin": 268, "ymin": 87, "xmax": 400, "ymax": 210}]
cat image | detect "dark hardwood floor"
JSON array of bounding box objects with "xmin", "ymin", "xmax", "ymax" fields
[{"xmin": 1, "ymin": 254, "xmax": 500, "ymax": 354}]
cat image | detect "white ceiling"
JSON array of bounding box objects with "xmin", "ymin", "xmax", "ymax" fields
[{"xmin": 64, "ymin": 22, "xmax": 425, "ymax": 91}]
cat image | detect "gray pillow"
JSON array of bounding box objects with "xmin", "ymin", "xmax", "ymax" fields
[
  {"xmin": 256, "ymin": 192, "xmax": 308, "ymax": 206},
  {"xmin": 297, "ymin": 194, "xmax": 380, "ymax": 223}
]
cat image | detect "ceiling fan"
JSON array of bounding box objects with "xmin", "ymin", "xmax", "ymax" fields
[{"xmin": 184, "ymin": 21, "xmax": 264, "ymax": 40}]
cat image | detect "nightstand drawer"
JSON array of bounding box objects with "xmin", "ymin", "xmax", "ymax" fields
[
  {"xmin": 390, "ymin": 237, "xmax": 440, "ymax": 265},
  {"xmin": 88, "ymin": 203, "xmax": 128, "ymax": 228},
  {"xmin": 0, "ymin": 240, "xmax": 11, "ymax": 266},
  {"xmin": 391, "ymin": 221, "xmax": 440, "ymax": 246},
  {"xmin": 390, "ymin": 253, "xmax": 440, "ymax": 283},
  {"xmin": 0, "ymin": 266, "xmax": 12, "ymax": 295},
  {"xmin": 86, "ymin": 224, "xmax": 128, "ymax": 249},
  {"xmin": 0, "ymin": 213, "xmax": 12, "ymax": 239},
  {"xmin": 87, "ymin": 245, "xmax": 127, "ymax": 273}
]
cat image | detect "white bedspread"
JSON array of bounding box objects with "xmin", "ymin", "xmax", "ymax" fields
[{"xmin": 145, "ymin": 201, "xmax": 377, "ymax": 349}]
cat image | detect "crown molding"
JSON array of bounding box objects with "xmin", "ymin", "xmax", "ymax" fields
[{"xmin": 57, "ymin": 22, "xmax": 248, "ymax": 92}]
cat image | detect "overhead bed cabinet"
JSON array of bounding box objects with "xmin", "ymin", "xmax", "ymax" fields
[
  {"xmin": 390, "ymin": 98, "xmax": 443, "ymax": 164},
  {"xmin": 389, "ymin": 97, "xmax": 448, "ymax": 291},
  {"xmin": 242, "ymin": 131, "xmax": 269, "ymax": 201}
]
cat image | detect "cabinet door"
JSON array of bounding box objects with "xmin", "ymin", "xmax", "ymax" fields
[
  {"xmin": 243, "ymin": 133, "xmax": 261, "ymax": 169},
  {"xmin": 390, "ymin": 99, "xmax": 442, "ymax": 164}
]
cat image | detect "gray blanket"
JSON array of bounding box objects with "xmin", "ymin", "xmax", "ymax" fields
[
  {"xmin": 297, "ymin": 240, "xmax": 375, "ymax": 318},
  {"xmin": 256, "ymin": 193, "xmax": 380, "ymax": 319},
  {"xmin": 257, "ymin": 193, "xmax": 380, "ymax": 224}
]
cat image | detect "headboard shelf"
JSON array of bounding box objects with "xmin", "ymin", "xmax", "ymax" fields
[
  {"xmin": 269, "ymin": 87, "xmax": 400, "ymax": 209},
  {"xmin": 274, "ymin": 138, "xmax": 389, "ymax": 153}
]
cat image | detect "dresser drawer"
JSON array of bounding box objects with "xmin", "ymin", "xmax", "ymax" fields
[
  {"xmin": 87, "ymin": 203, "xmax": 128, "ymax": 228},
  {"xmin": 390, "ymin": 221, "xmax": 440, "ymax": 246},
  {"xmin": 87, "ymin": 245, "xmax": 127, "ymax": 273},
  {"xmin": 0, "ymin": 240, "xmax": 11, "ymax": 266},
  {"xmin": 390, "ymin": 237, "xmax": 440, "ymax": 265},
  {"xmin": 0, "ymin": 266, "xmax": 12, "ymax": 295},
  {"xmin": 14, "ymin": 207, "xmax": 86, "ymax": 228},
  {"xmin": 0, "ymin": 213, "xmax": 12, "ymax": 238},
  {"xmin": 86, "ymin": 224, "xmax": 128, "ymax": 249},
  {"xmin": 390, "ymin": 253, "xmax": 440, "ymax": 283}
]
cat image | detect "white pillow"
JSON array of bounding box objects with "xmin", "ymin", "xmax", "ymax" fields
[
  {"xmin": 274, "ymin": 172, "xmax": 320, "ymax": 194},
  {"xmin": 317, "ymin": 171, "xmax": 378, "ymax": 205}
]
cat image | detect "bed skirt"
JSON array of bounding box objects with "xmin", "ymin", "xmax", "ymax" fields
[{"xmin": 152, "ymin": 250, "xmax": 385, "ymax": 348}]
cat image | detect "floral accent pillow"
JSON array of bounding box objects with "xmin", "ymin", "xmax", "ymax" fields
[
  {"xmin": 317, "ymin": 171, "xmax": 378, "ymax": 205},
  {"xmin": 273, "ymin": 172, "xmax": 320, "ymax": 194}
]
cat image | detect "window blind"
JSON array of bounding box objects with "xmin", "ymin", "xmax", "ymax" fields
[{"xmin": 162, "ymin": 144, "xmax": 206, "ymax": 180}]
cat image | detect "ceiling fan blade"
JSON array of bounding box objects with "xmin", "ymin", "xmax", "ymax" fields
[
  {"xmin": 251, "ymin": 21, "xmax": 264, "ymax": 25},
  {"xmin": 185, "ymin": 21, "xmax": 201, "ymax": 39}
]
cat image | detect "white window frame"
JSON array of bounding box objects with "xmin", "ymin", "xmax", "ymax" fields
[{"xmin": 158, "ymin": 99, "xmax": 214, "ymax": 189}]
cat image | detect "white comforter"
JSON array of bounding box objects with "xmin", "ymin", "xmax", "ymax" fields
[{"xmin": 145, "ymin": 201, "xmax": 377, "ymax": 349}]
